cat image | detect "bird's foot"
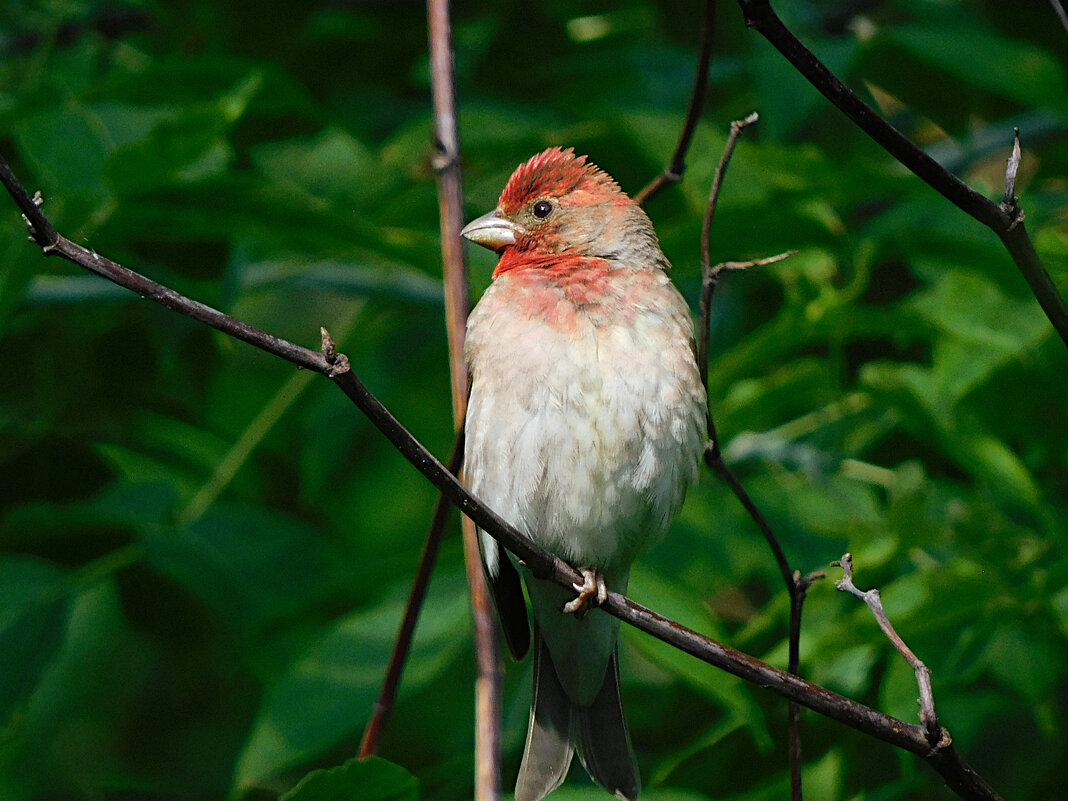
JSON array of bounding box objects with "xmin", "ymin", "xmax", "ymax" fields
[{"xmin": 563, "ymin": 567, "xmax": 607, "ymax": 618}]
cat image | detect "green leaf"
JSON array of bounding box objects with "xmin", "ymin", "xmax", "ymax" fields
[
  {"xmin": 982, "ymin": 625, "xmax": 1065, "ymax": 703},
  {"xmin": 0, "ymin": 556, "xmax": 72, "ymax": 728},
  {"xmin": 250, "ymin": 128, "xmax": 394, "ymax": 208},
  {"xmin": 138, "ymin": 504, "xmax": 346, "ymax": 631},
  {"xmin": 11, "ymin": 107, "xmax": 112, "ymax": 197},
  {"xmin": 881, "ymin": 23, "xmax": 1067, "ymax": 109},
  {"xmin": 910, "ymin": 271, "xmax": 1049, "ymax": 355},
  {"xmin": 959, "ymin": 433, "xmax": 1041, "ymax": 507},
  {"xmin": 810, "ymin": 644, "xmax": 879, "ymax": 697},
  {"xmin": 105, "ymin": 73, "xmax": 263, "ymax": 193},
  {"xmin": 282, "ymin": 756, "xmax": 419, "ymax": 801},
  {"xmin": 232, "ymin": 576, "xmax": 469, "ymax": 792},
  {"xmin": 0, "ymin": 235, "xmax": 37, "ymax": 335},
  {"xmin": 625, "ymin": 567, "xmax": 772, "ymax": 752}
]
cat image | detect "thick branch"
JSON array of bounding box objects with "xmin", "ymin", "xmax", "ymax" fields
[{"xmin": 736, "ymin": 0, "xmax": 1068, "ymax": 348}]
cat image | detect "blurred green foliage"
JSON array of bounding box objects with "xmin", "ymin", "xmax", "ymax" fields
[{"xmin": 0, "ymin": 1, "xmax": 1066, "ymax": 799}]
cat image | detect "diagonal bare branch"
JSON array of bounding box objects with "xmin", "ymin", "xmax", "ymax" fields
[
  {"xmin": 359, "ymin": 429, "xmax": 465, "ymax": 759},
  {"xmin": 736, "ymin": 0, "xmax": 1068, "ymax": 349}
]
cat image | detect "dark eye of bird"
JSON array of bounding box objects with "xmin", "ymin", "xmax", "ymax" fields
[{"xmin": 531, "ymin": 199, "xmax": 553, "ymax": 219}]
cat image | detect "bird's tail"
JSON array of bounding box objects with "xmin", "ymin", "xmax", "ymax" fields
[{"xmin": 516, "ymin": 634, "xmax": 640, "ymax": 801}]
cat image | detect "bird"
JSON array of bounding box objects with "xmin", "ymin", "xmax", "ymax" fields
[{"xmin": 461, "ymin": 147, "xmax": 706, "ymax": 801}]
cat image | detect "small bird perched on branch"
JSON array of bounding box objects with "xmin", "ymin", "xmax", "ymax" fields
[{"xmin": 462, "ymin": 147, "xmax": 705, "ymax": 801}]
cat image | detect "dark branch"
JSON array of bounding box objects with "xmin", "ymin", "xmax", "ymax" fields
[
  {"xmin": 0, "ymin": 160, "xmax": 58, "ymax": 247},
  {"xmin": 695, "ymin": 113, "xmax": 818, "ymax": 801},
  {"xmin": 736, "ymin": 0, "xmax": 1068, "ymax": 349},
  {"xmin": 699, "ymin": 111, "xmax": 759, "ymax": 404},
  {"xmin": 634, "ymin": 0, "xmax": 717, "ymax": 206}
]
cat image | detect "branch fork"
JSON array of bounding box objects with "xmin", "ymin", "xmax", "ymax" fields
[{"xmin": 833, "ymin": 553, "xmax": 944, "ymax": 749}]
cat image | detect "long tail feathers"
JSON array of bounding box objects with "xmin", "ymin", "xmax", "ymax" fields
[
  {"xmin": 516, "ymin": 635, "xmax": 640, "ymax": 801},
  {"xmin": 516, "ymin": 634, "xmax": 574, "ymax": 801},
  {"xmin": 575, "ymin": 650, "xmax": 640, "ymax": 801}
]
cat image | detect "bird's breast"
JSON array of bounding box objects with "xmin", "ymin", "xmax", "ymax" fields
[{"xmin": 464, "ymin": 265, "xmax": 705, "ymax": 570}]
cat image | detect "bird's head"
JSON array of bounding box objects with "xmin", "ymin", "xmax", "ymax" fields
[{"xmin": 462, "ymin": 147, "xmax": 664, "ymax": 278}]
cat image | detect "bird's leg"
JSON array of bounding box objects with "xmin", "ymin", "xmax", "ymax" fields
[{"xmin": 563, "ymin": 567, "xmax": 608, "ymax": 617}]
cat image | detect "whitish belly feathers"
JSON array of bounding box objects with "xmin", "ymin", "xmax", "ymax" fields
[{"xmin": 465, "ymin": 263, "xmax": 705, "ymax": 575}]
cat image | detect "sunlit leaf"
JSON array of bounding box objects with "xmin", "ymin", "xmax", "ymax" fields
[{"xmin": 282, "ymin": 756, "xmax": 419, "ymax": 801}]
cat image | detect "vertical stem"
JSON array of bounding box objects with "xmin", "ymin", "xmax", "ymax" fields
[
  {"xmin": 359, "ymin": 434, "xmax": 465, "ymax": 758},
  {"xmin": 427, "ymin": 1, "xmax": 502, "ymax": 799}
]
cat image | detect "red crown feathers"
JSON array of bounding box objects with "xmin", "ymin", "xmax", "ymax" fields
[{"xmin": 498, "ymin": 147, "xmax": 622, "ymax": 214}]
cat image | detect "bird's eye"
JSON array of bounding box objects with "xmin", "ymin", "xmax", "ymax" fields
[{"xmin": 531, "ymin": 199, "xmax": 554, "ymax": 219}]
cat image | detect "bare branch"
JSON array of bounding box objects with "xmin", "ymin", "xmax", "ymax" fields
[
  {"xmin": 736, "ymin": 0, "xmax": 1068, "ymax": 349},
  {"xmin": 694, "ymin": 114, "xmax": 817, "ymax": 801},
  {"xmin": 427, "ymin": 1, "xmax": 502, "ymax": 797},
  {"xmin": 0, "ymin": 162, "xmax": 58, "ymax": 248},
  {"xmin": 698, "ymin": 111, "xmax": 759, "ymax": 410},
  {"xmin": 634, "ymin": 0, "xmax": 717, "ymax": 206},
  {"xmin": 711, "ymin": 250, "xmax": 796, "ymax": 278},
  {"xmin": 1000, "ymin": 127, "xmax": 1022, "ymax": 216},
  {"xmin": 832, "ymin": 553, "xmax": 943, "ymax": 747}
]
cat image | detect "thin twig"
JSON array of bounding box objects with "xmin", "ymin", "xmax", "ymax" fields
[
  {"xmin": 710, "ymin": 251, "xmax": 795, "ymax": 278},
  {"xmin": 427, "ymin": 1, "xmax": 502, "ymax": 797},
  {"xmin": 695, "ymin": 112, "xmax": 820, "ymax": 801},
  {"xmin": 634, "ymin": 0, "xmax": 717, "ymax": 206},
  {"xmin": 698, "ymin": 111, "xmax": 760, "ymax": 404},
  {"xmin": 737, "ymin": 0, "xmax": 1068, "ymax": 348},
  {"xmin": 832, "ymin": 553, "xmax": 943, "ymax": 747},
  {"xmin": 1000, "ymin": 128, "xmax": 1021, "ymax": 216},
  {"xmin": 359, "ymin": 428, "xmax": 465, "ymax": 758},
  {"xmin": 0, "ymin": 156, "xmax": 1004, "ymax": 801}
]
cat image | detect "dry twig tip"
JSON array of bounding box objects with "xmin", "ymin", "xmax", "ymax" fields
[{"xmin": 833, "ymin": 553, "xmax": 943, "ymax": 747}]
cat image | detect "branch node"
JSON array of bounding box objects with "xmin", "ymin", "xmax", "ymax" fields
[
  {"xmin": 320, "ymin": 326, "xmax": 351, "ymax": 377},
  {"xmin": 999, "ymin": 128, "xmax": 1026, "ymax": 231},
  {"xmin": 796, "ymin": 569, "xmax": 827, "ymax": 594},
  {"xmin": 22, "ymin": 190, "xmax": 45, "ymax": 242},
  {"xmin": 431, "ymin": 150, "xmax": 458, "ymax": 174}
]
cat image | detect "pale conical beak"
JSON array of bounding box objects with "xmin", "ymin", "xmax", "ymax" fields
[{"xmin": 461, "ymin": 210, "xmax": 521, "ymax": 252}]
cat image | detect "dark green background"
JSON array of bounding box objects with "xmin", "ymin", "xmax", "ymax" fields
[{"xmin": 1, "ymin": 1, "xmax": 1065, "ymax": 799}]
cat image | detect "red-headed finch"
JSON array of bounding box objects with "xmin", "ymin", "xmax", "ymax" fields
[{"xmin": 462, "ymin": 148, "xmax": 705, "ymax": 801}]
